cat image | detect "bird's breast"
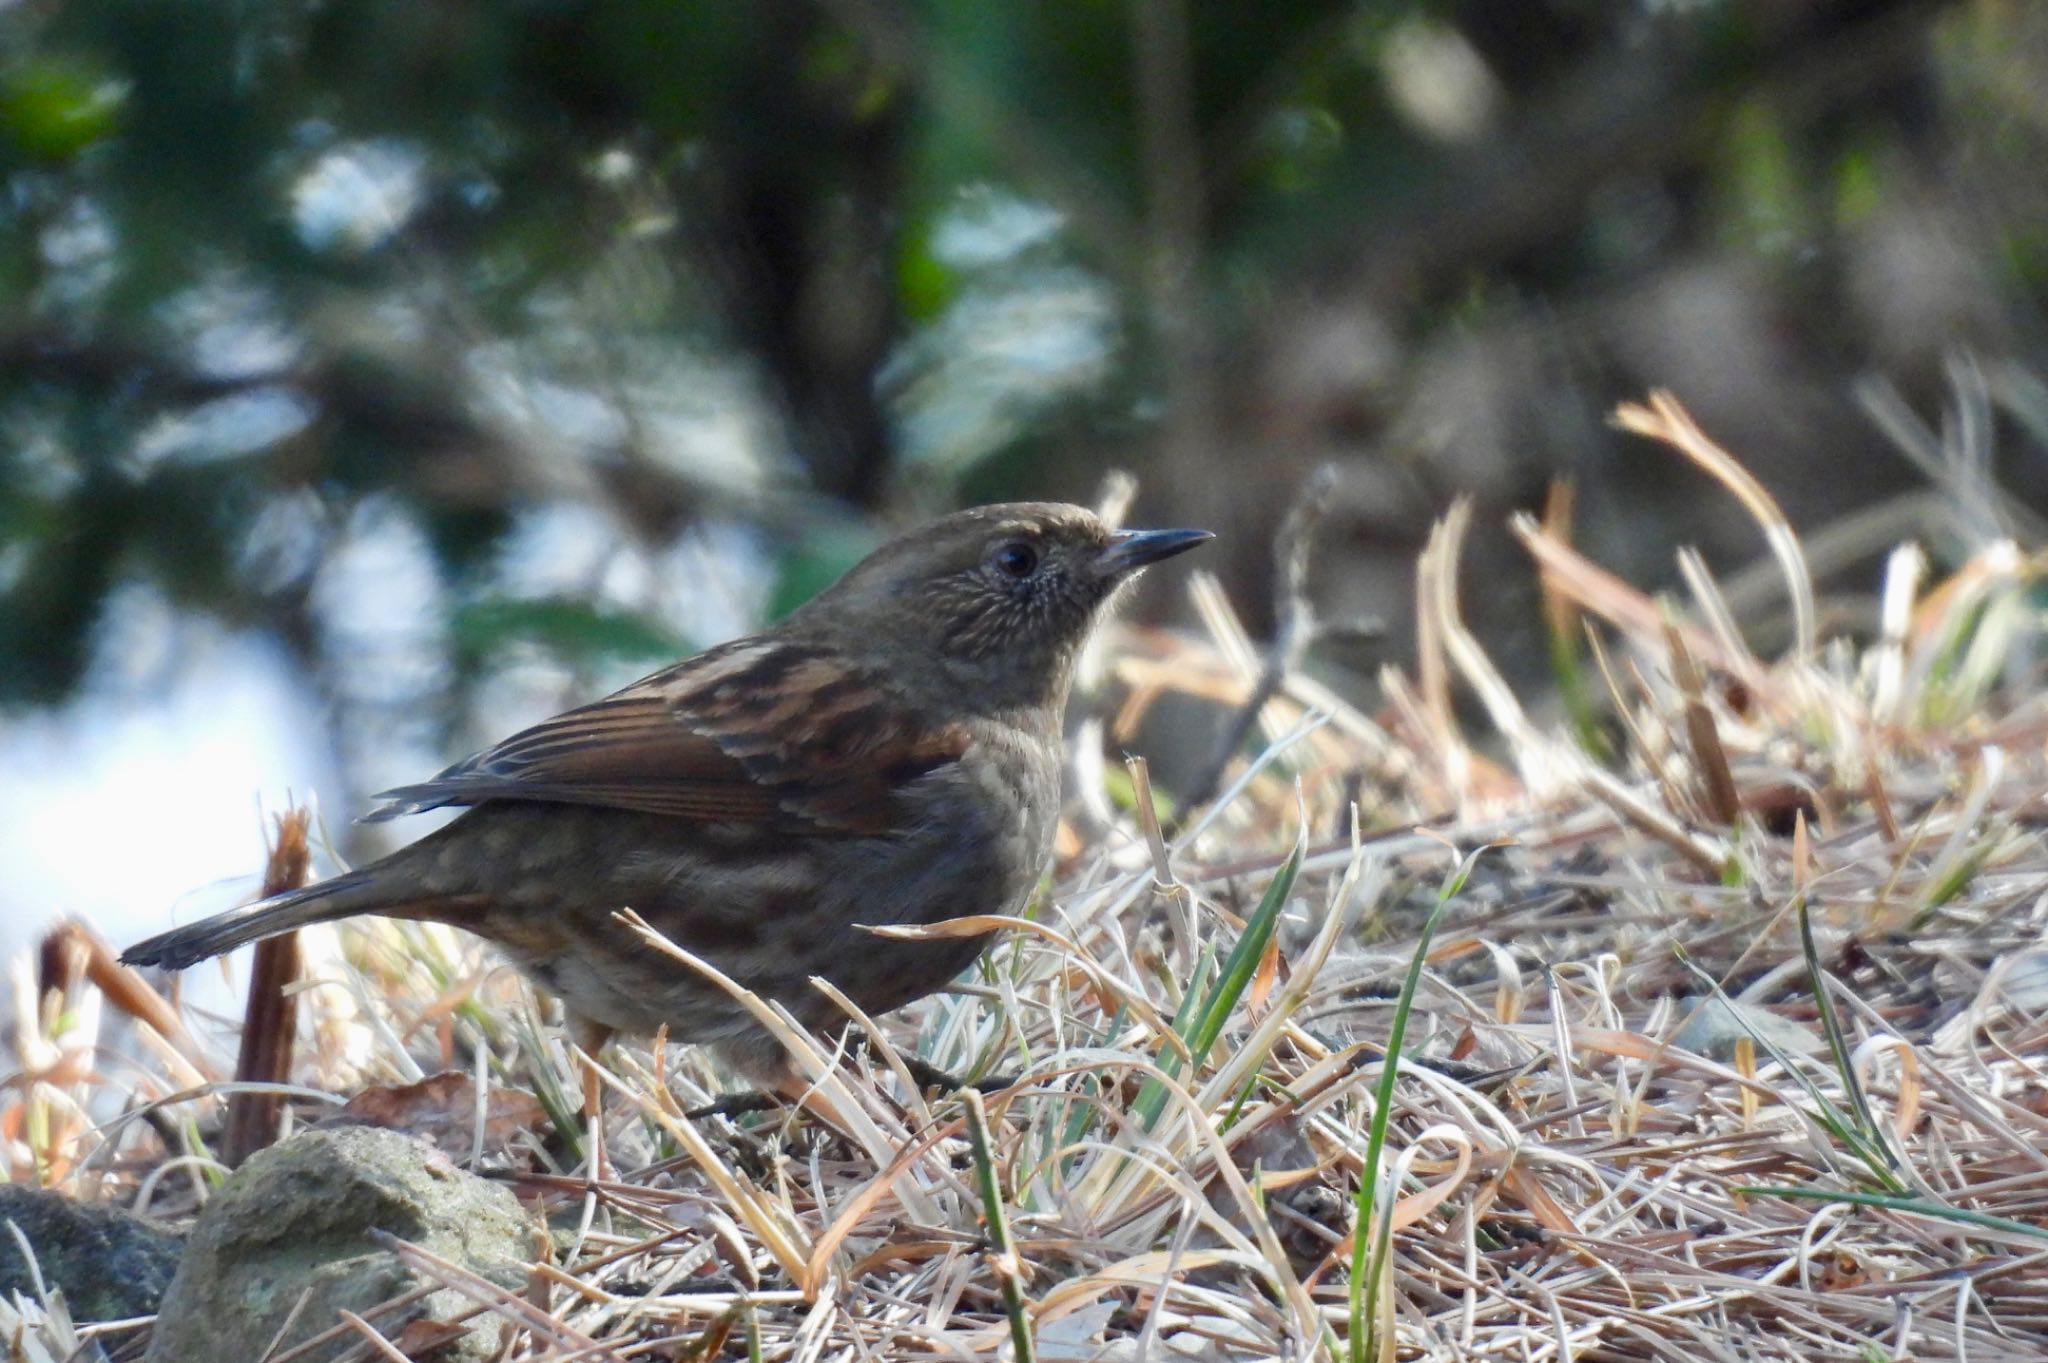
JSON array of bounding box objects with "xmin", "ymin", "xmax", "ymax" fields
[{"xmin": 952, "ymin": 723, "xmax": 1060, "ymax": 846}]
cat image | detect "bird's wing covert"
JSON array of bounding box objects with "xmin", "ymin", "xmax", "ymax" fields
[{"xmin": 364, "ymin": 639, "xmax": 968, "ymax": 833}]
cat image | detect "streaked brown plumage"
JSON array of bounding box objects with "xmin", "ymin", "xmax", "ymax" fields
[{"xmin": 122, "ymin": 503, "xmax": 1209, "ymax": 1083}]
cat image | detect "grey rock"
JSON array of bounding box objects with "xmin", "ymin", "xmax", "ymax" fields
[
  {"xmin": 0, "ymin": 1185, "xmax": 184, "ymax": 1322},
  {"xmin": 145, "ymin": 1125, "xmax": 533, "ymax": 1363},
  {"xmin": 1673, "ymin": 994, "xmax": 1824, "ymax": 1061}
]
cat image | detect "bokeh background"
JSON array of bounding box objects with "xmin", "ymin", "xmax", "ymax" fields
[{"xmin": 4, "ymin": 0, "xmax": 2047, "ymax": 959}]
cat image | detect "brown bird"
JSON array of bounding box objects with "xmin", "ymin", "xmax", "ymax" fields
[{"xmin": 122, "ymin": 503, "xmax": 1209, "ymax": 1090}]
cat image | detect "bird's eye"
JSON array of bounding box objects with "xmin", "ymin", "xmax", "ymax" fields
[{"xmin": 992, "ymin": 541, "xmax": 1039, "ymax": 578}]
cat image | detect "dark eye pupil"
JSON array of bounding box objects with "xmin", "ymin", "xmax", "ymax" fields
[{"xmin": 995, "ymin": 543, "xmax": 1038, "ymax": 577}]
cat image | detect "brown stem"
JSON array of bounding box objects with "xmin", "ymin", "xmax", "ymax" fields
[{"xmin": 224, "ymin": 809, "xmax": 313, "ymax": 1166}]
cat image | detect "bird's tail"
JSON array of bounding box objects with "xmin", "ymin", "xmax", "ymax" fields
[{"xmin": 120, "ymin": 871, "xmax": 383, "ymax": 971}]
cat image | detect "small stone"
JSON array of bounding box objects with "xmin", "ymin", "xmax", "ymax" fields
[
  {"xmin": 1994, "ymin": 948, "xmax": 2048, "ymax": 1011},
  {"xmin": 0, "ymin": 1185, "xmax": 184, "ymax": 1322},
  {"xmin": 145, "ymin": 1125, "xmax": 534, "ymax": 1363},
  {"xmin": 1673, "ymin": 994, "xmax": 1824, "ymax": 1061}
]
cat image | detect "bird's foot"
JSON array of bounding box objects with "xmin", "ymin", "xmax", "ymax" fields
[
  {"xmin": 897, "ymin": 1053, "xmax": 1018, "ymax": 1096},
  {"xmin": 683, "ymin": 1090, "xmax": 785, "ymax": 1121},
  {"xmin": 680, "ymin": 1060, "xmax": 1017, "ymax": 1123}
]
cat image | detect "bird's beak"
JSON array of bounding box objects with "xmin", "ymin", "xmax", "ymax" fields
[{"xmin": 1096, "ymin": 526, "xmax": 1214, "ymax": 578}]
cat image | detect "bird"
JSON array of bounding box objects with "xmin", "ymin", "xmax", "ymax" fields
[{"xmin": 121, "ymin": 502, "xmax": 1211, "ymax": 1095}]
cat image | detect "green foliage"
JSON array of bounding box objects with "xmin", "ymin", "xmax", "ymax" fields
[
  {"xmin": 450, "ymin": 599, "xmax": 693, "ymax": 670},
  {"xmin": 0, "ymin": 57, "xmax": 126, "ymax": 162}
]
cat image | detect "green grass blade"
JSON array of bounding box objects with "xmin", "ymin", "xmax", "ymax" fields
[
  {"xmin": 1132, "ymin": 831, "xmax": 1305, "ymax": 1131},
  {"xmin": 1737, "ymin": 1186, "xmax": 2048, "ymax": 1244},
  {"xmin": 964, "ymin": 1088, "xmax": 1036, "ymax": 1363},
  {"xmin": 1349, "ymin": 843, "xmax": 1495, "ymax": 1363},
  {"xmin": 1184, "ymin": 831, "xmax": 1305, "ymax": 1063},
  {"xmin": 1797, "ymin": 897, "xmax": 1900, "ymax": 1178}
]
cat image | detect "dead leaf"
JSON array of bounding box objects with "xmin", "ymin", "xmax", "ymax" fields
[
  {"xmin": 393, "ymin": 1318, "xmax": 470, "ymax": 1358},
  {"xmin": 325, "ymin": 1071, "xmax": 545, "ymax": 1158}
]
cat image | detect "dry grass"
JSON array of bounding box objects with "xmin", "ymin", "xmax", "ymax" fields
[{"xmin": 8, "ymin": 392, "xmax": 2048, "ymax": 1361}]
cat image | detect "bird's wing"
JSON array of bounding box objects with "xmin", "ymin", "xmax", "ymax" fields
[{"xmin": 363, "ymin": 638, "xmax": 969, "ymax": 833}]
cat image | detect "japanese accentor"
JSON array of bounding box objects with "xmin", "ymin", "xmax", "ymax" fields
[{"xmin": 122, "ymin": 503, "xmax": 1210, "ymax": 1083}]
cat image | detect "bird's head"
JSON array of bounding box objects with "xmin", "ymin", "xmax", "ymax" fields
[{"xmin": 796, "ymin": 502, "xmax": 1212, "ymax": 712}]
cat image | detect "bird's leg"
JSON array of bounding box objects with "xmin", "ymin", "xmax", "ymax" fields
[{"xmin": 570, "ymin": 1017, "xmax": 616, "ymax": 1182}]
